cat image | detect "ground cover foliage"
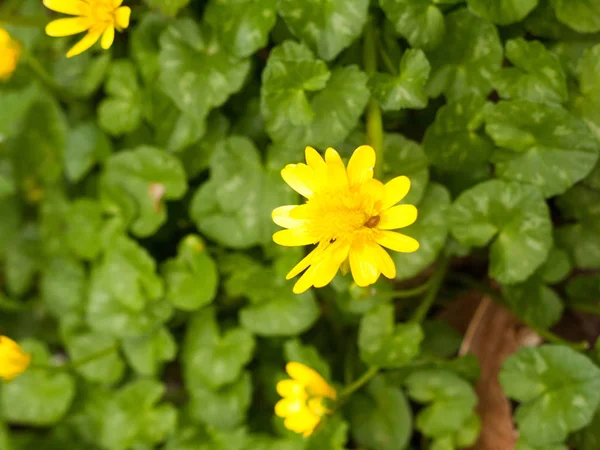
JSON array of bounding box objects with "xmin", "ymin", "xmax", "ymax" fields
[{"xmin": 1, "ymin": 0, "xmax": 600, "ymax": 449}]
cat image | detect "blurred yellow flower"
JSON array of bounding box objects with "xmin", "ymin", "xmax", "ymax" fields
[
  {"xmin": 0, "ymin": 336, "xmax": 31, "ymax": 381},
  {"xmin": 0, "ymin": 27, "xmax": 20, "ymax": 81},
  {"xmin": 275, "ymin": 362, "xmax": 336, "ymax": 437},
  {"xmin": 43, "ymin": 0, "xmax": 131, "ymax": 58},
  {"xmin": 272, "ymin": 145, "xmax": 419, "ymax": 294}
]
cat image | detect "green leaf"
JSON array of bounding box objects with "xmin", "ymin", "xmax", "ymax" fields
[
  {"xmin": 122, "ymin": 326, "xmax": 177, "ymax": 376},
  {"xmin": 165, "ymin": 425, "xmax": 249, "ymax": 450},
  {"xmin": 41, "ymin": 256, "xmax": 86, "ymax": 317},
  {"xmin": 539, "ymin": 247, "xmax": 572, "ymax": 284},
  {"xmin": 130, "ymin": 13, "xmax": 168, "ymax": 84},
  {"xmin": 503, "ymin": 276, "xmax": 563, "ymax": 329},
  {"xmin": 66, "ymin": 199, "xmax": 104, "ymax": 261},
  {"xmin": 423, "ymin": 94, "xmax": 493, "ymax": 171},
  {"xmin": 499, "ymin": 345, "xmax": 600, "ymax": 445},
  {"xmin": 86, "ymin": 236, "xmax": 172, "ymax": 338},
  {"xmin": 571, "ymin": 44, "xmax": 600, "ymax": 142},
  {"xmin": 188, "ymin": 372, "xmax": 252, "ymax": 430},
  {"xmin": 2, "ymin": 340, "xmax": 76, "ymax": 426},
  {"xmin": 277, "ymin": 0, "xmax": 369, "ymax": 60},
  {"xmin": 183, "ymin": 307, "xmax": 255, "ymax": 390},
  {"xmin": 64, "ymin": 123, "xmax": 112, "ymax": 183},
  {"xmin": 421, "ymin": 320, "xmax": 463, "ymax": 358},
  {"xmin": 550, "ymin": 0, "xmax": 600, "ymax": 33},
  {"xmin": 369, "ymin": 49, "xmax": 430, "ymax": 111},
  {"xmin": 467, "ymin": 0, "xmax": 538, "ymax": 25},
  {"xmin": 565, "ymin": 274, "xmax": 600, "ymax": 309},
  {"xmin": 283, "ymin": 339, "xmax": 331, "ymax": 382},
  {"xmin": 64, "ymin": 332, "xmax": 124, "ymax": 384},
  {"xmin": 5, "ymin": 224, "xmax": 40, "ymax": 297},
  {"xmin": 486, "ymin": 101, "xmax": 599, "ymax": 197},
  {"xmin": 427, "ymin": 9, "xmax": 503, "ymax": 100},
  {"xmin": 556, "ymin": 220, "xmax": 600, "ymax": 270},
  {"xmin": 380, "ymin": 0, "xmax": 445, "ymax": 50},
  {"xmin": 358, "ymin": 304, "xmax": 424, "ymax": 368},
  {"xmin": 100, "ymin": 379, "xmax": 178, "ymax": 450},
  {"xmin": 163, "ymin": 235, "xmax": 218, "ymax": 311},
  {"xmin": 573, "ymin": 408, "xmax": 600, "ymax": 450},
  {"xmin": 205, "ymin": 0, "xmax": 277, "ymax": 57},
  {"xmin": 393, "ymin": 183, "xmax": 450, "ymax": 280},
  {"xmin": 190, "ymin": 137, "xmax": 293, "ymax": 249},
  {"xmin": 261, "ymin": 41, "xmax": 369, "ymax": 148},
  {"xmin": 306, "ymin": 414, "xmax": 348, "ymax": 450},
  {"xmin": 448, "ymin": 180, "xmax": 553, "ymax": 284},
  {"xmin": 494, "ymin": 38, "xmax": 567, "ymax": 104},
  {"xmin": 159, "ymin": 19, "xmax": 250, "ymax": 128},
  {"xmin": 53, "ymin": 52, "xmax": 111, "ymax": 98},
  {"xmin": 347, "ymin": 376, "xmax": 413, "ymax": 450},
  {"xmin": 0, "ymin": 85, "xmax": 39, "ymax": 142},
  {"xmin": 525, "ymin": 0, "xmax": 581, "ymax": 40},
  {"xmin": 146, "ymin": 0, "xmax": 189, "ymax": 16},
  {"xmin": 97, "ymin": 61, "xmax": 143, "ymax": 136},
  {"xmin": 404, "ymin": 369, "xmax": 478, "ymax": 439},
  {"xmin": 100, "ymin": 146, "xmax": 187, "ymax": 237}
]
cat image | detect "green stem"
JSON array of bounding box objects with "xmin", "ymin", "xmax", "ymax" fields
[
  {"xmin": 339, "ymin": 366, "xmax": 379, "ymax": 400},
  {"xmin": 379, "ymin": 281, "xmax": 433, "ymax": 299},
  {"xmin": 410, "ymin": 256, "xmax": 451, "ymax": 323},
  {"xmin": 31, "ymin": 345, "xmax": 118, "ymax": 372},
  {"xmin": 0, "ymin": 15, "xmax": 48, "ymax": 27},
  {"xmin": 533, "ymin": 328, "xmax": 589, "ymax": 351},
  {"xmin": 570, "ymin": 303, "xmax": 600, "ymax": 316},
  {"xmin": 363, "ymin": 18, "xmax": 384, "ymax": 179},
  {"xmin": 22, "ymin": 50, "xmax": 62, "ymax": 93}
]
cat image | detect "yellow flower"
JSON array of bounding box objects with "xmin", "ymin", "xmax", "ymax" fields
[
  {"xmin": 0, "ymin": 27, "xmax": 20, "ymax": 81},
  {"xmin": 0, "ymin": 336, "xmax": 31, "ymax": 381},
  {"xmin": 275, "ymin": 362, "xmax": 337, "ymax": 437},
  {"xmin": 272, "ymin": 145, "xmax": 419, "ymax": 294},
  {"xmin": 43, "ymin": 0, "xmax": 131, "ymax": 58}
]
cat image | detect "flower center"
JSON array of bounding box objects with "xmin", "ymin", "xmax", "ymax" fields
[{"xmin": 89, "ymin": 1, "xmax": 115, "ymax": 24}]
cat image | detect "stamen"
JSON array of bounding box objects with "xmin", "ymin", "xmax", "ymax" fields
[{"xmin": 364, "ymin": 215, "xmax": 380, "ymax": 228}]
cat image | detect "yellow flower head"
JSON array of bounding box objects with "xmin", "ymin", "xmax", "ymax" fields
[
  {"xmin": 0, "ymin": 336, "xmax": 31, "ymax": 381},
  {"xmin": 43, "ymin": 0, "xmax": 131, "ymax": 58},
  {"xmin": 272, "ymin": 145, "xmax": 419, "ymax": 294},
  {"xmin": 275, "ymin": 362, "xmax": 337, "ymax": 437},
  {"xmin": 0, "ymin": 27, "xmax": 20, "ymax": 81}
]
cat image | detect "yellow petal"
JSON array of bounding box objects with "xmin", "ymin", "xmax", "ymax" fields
[
  {"xmin": 324, "ymin": 147, "xmax": 343, "ymax": 166},
  {"xmin": 277, "ymin": 380, "xmax": 307, "ymax": 399},
  {"xmin": 100, "ymin": 25, "xmax": 114, "ymax": 50},
  {"xmin": 66, "ymin": 28, "xmax": 102, "ymax": 58},
  {"xmin": 275, "ymin": 397, "xmax": 304, "ymax": 417},
  {"xmin": 373, "ymin": 244, "xmax": 396, "ymax": 279},
  {"xmin": 382, "ymin": 176, "xmax": 411, "ymax": 209},
  {"xmin": 375, "ymin": 231, "xmax": 420, "ymax": 253},
  {"xmin": 45, "ymin": 17, "xmax": 90, "ymax": 37},
  {"xmin": 272, "ymin": 205, "xmax": 305, "ymax": 229},
  {"xmin": 286, "ymin": 362, "xmax": 336, "ymax": 399},
  {"xmin": 347, "ymin": 145, "xmax": 375, "ymax": 186},
  {"xmin": 308, "ymin": 397, "xmax": 331, "ymax": 416},
  {"xmin": 284, "ymin": 408, "xmax": 320, "ymax": 435},
  {"xmin": 273, "ymin": 228, "xmax": 315, "ymax": 247},
  {"xmin": 114, "ymin": 6, "xmax": 131, "ymax": 30},
  {"xmin": 378, "ymin": 204, "xmax": 418, "ymax": 230},
  {"xmin": 312, "ymin": 242, "xmax": 349, "ymax": 288},
  {"xmin": 281, "ymin": 164, "xmax": 316, "ymax": 198},
  {"xmin": 112, "ymin": 0, "xmax": 124, "ymax": 7},
  {"xmin": 305, "ymin": 146, "xmax": 326, "ymax": 171},
  {"xmin": 42, "ymin": 0, "xmax": 88, "ymax": 15},
  {"xmin": 0, "ymin": 336, "xmax": 31, "ymax": 381},
  {"xmin": 286, "ymin": 242, "xmax": 328, "ymax": 280},
  {"xmin": 293, "ymin": 264, "xmax": 319, "ymax": 294},
  {"xmin": 360, "ymin": 178, "xmax": 385, "ymax": 210},
  {"xmin": 0, "ymin": 28, "xmax": 10, "ymax": 45},
  {"xmin": 349, "ymin": 241, "xmax": 382, "ymax": 287}
]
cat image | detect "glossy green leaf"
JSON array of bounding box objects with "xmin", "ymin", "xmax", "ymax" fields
[
  {"xmin": 64, "ymin": 123, "xmax": 112, "ymax": 183},
  {"xmin": 2, "ymin": 340, "xmax": 76, "ymax": 426},
  {"xmin": 163, "ymin": 235, "xmax": 218, "ymax": 311},
  {"xmin": 369, "ymin": 49, "xmax": 430, "ymax": 111},
  {"xmin": 486, "ymin": 101, "xmax": 599, "ymax": 197},
  {"xmin": 571, "ymin": 44, "xmax": 600, "ymax": 142},
  {"xmin": 500, "ymin": 345, "xmax": 600, "ymax": 445},
  {"xmin": 278, "ymin": 0, "xmax": 369, "ymax": 60},
  {"xmin": 65, "ymin": 332, "xmax": 124, "ymax": 384},
  {"xmin": 347, "ymin": 376, "xmax": 413, "ymax": 450},
  {"xmin": 393, "ymin": 183, "xmax": 450, "ymax": 280},
  {"xmin": 380, "ymin": 0, "xmax": 445, "ymax": 50},
  {"xmin": 573, "ymin": 408, "xmax": 600, "ymax": 450},
  {"xmin": 130, "ymin": 13, "xmax": 168, "ymax": 84},
  {"xmin": 159, "ymin": 19, "xmax": 250, "ymax": 128},
  {"xmin": 494, "ymin": 38, "xmax": 568, "ymax": 104},
  {"xmin": 503, "ymin": 276, "xmax": 563, "ymax": 329},
  {"xmin": 427, "ymin": 9, "xmax": 503, "ymax": 100},
  {"xmin": 467, "ymin": 0, "xmax": 538, "ymax": 25},
  {"xmin": 205, "ymin": 0, "xmax": 277, "ymax": 57},
  {"xmin": 97, "ymin": 61, "xmax": 143, "ymax": 136},
  {"xmin": 551, "ymin": 0, "xmax": 600, "ymax": 33},
  {"xmin": 66, "ymin": 199, "xmax": 105, "ymax": 261},
  {"xmin": 53, "ymin": 52, "xmax": 110, "ymax": 98},
  {"xmin": 146, "ymin": 0, "xmax": 189, "ymax": 16},
  {"xmin": 565, "ymin": 274, "xmax": 600, "ymax": 310},
  {"xmin": 261, "ymin": 41, "xmax": 369, "ymax": 148},
  {"xmin": 122, "ymin": 326, "xmax": 177, "ymax": 376},
  {"xmin": 423, "ymin": 94, "xmax": 493, "ymax": 171},
  {"xmin": 383, "ymin": 133, "xmax": 429, "ymax": 205},
  {"xmin": 448, "ymin": 180, "xmax": 553, "ymax": 284},
  {"xmin": 539, "ymin": 247, "xmax": 572, "ymax": 284},
  {"xmin": 359, "ymin": 304, "xmax": 424, "ymax": 367},
  {"xmin": 100, "ymin": 146, "xmax": 187, "ymax": 237},
  {"xmin": 183, "ymin": 307, "xmax": 255, "ymax": 390}
]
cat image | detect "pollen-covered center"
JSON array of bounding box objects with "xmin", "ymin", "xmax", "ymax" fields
[
  {"xmin": 90, "ymin": 0, "xmax": 116, "ymax": 24},
  {"xmin": 305, "ymin": 186, "xmax": 381, "ymax": 243}
]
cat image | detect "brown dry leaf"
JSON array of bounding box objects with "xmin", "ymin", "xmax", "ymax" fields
[{"xmin": 462, "ymin": 297, "xmax": 542, "ymax": 450}]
